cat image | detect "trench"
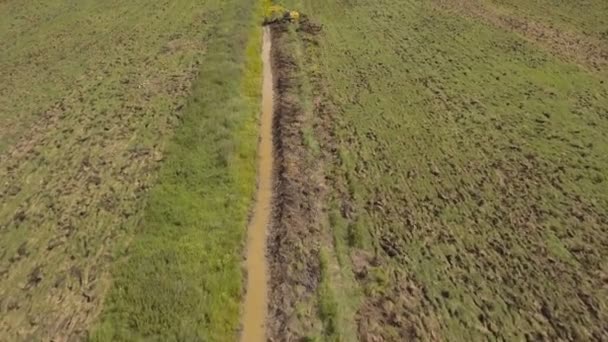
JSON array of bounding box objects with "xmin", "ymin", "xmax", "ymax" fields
[{"xmin": 241, "ymin": 26, "xmax": 274, "ymax": 342}]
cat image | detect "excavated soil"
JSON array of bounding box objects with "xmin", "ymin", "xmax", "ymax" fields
[{"xmin": 265, "ymin": 18, "xmax": 328, "ymax": 341}]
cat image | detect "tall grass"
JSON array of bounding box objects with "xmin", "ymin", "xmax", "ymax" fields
[{"xmin": 90, "ymin": 0, "xmax": 266, "ymax": 340}]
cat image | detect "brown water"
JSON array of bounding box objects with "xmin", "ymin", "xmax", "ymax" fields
[{"xmin": 241, "ymin": 27, "xmax": 273, "ymax": 342}]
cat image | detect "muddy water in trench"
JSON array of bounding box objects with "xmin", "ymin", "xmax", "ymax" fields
[{"xmin": 241, "ymin": 27, "xmax": 273, "ymax": 342}]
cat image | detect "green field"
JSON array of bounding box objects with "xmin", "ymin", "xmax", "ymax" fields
[
  {"xmin": 1, "ymin": 0, "xmax": 608, "ymax": 340},
  {"xmin": 280, "ymin": 0, "xmax": 608, "ymax": 340},
  {"xmin": 488, "ymin": 0, "xmax": 608, "ymax": 40},
  {"xmin": 1, "ymin": 0, "xmax": 262, "ymax": 340}
]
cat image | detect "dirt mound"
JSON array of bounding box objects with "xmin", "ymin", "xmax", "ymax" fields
[{"xmin": 265, "ymin": 19, "xmax": 327, "ymax": 340}]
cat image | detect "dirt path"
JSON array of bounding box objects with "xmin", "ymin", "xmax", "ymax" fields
[{"xmin": 241, "ymin": 26, "xmax": 274, "ymax": 342}]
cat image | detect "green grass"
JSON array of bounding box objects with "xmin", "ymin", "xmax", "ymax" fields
[
  {"xmin": 486, "ymin": 0, "xmax": 608, "ymax": 40},
  {"xmin": 91, "ymin": 1, "xmax": 265, "ymax": 341},
  {"xmin": 1, "ymin": 0, "xmax": 265, "ymax": 340},
  {"xmin": 317, "ymin": 250, "xmax": 339, "ymax": 340},
  {"xmin": 4, "ymin": 0, "xmax": 608, "ymax": 339},
  {"xmin": 288, "ymin": 0, "xmax": 608, "ymax": 339}
]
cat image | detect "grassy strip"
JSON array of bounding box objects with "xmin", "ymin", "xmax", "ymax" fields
[
  {"xmin": 90, "ymin": 1, "xmax": 265, "ymax": 340},
  {"xmin": 317, "ymin": 250, "xmax": 339, "ymax": 340}
]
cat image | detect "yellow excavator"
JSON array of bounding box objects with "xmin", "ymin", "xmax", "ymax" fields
[{"xmin": 264, "ymin": 5, "xmax": 300, "ymax": 24}]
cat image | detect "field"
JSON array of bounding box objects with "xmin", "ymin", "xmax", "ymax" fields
[
  {"xmin": 274, "ymin": 0, "xmax": 608, "ymax": 340},
  {"xmin": 1, "ymin": 0, "xmax": 608, "ymax": 340},
  {"xmin": 1, "ymin": 0, "xmax": 262, "ymax": 340}
]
